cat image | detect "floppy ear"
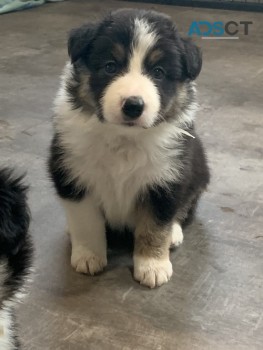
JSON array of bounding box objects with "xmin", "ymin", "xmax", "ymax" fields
[
  {"xmin": 180, "ymin": 38, "xmax": 202, "ymax": 80},
  {"xmin": 68, "ymin": 23, "xmax": 98, "ymax": 63}
]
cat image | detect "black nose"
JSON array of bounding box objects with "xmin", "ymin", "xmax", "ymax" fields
[{"xmin": 122, "ymin": 96, "xmax": 144, "ymax": 120}]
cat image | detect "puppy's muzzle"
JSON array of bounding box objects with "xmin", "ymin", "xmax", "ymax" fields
[{"xmin": 122, "ymin": 96, "xmax": 144, "ymax": 120}]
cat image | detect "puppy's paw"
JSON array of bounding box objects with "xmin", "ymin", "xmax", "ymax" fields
[
  {"xmin": 170, "ymin": 222, "xmax": 183, "ymax": 248},
  {"xmin": 71, "ymin": 246, "xmax": 107, "ymax": 275},
  {"xmin": 133, "ymin": 256, "xmax": 173, "ymax": 288}
]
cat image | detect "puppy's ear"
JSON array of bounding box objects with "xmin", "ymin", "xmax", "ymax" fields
[
  {"xmin": 180, "ymin": 38, "xmax": 202, "ymax": 80},
  {"xmin": 68, "ymin": 23, "xmax": 98, "ymax": 63}
]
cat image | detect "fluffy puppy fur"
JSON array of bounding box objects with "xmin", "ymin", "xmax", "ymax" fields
[
  {"xmin": 0, "ymin": 169, "xmax": 32, "ymax": 349},
  {"xmin": 48, "ymin": 9, "xmax": 210, "ymax": 288}
]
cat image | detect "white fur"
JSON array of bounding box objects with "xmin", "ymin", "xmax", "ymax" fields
[
  {"xmin": 102, "ymin": 19, "xmax": 160, "ymax": 128},
  {"xmin": 55, "ymin": 80, "xmax": 185, "ymax": 229},
  {"xmin": 102, "ymin": 72, "xmax": 160, "ymax": 128},
  {"xmin": 0, "ymin": 308, "xmax": 14, "ymax": 350},
  {"xmin": 0, "ymin": 261, "xmax": 33, "ymax": 349},
  {"xmin": 171, "ymin": 222, "xmax": 184, "ymax": 247},
  {"xmin": 133, "ymin": 255, "xmax": 173, "ymax": 288},
  {"xmin": 177, "ymin": 83, "xmax": 199, "ymax": 128},
  {"xmin": 62, "ymin": 197, "xmax": 107, "ymax": 275},
  {"xmin": 131, "ymin": 18, "xmax": 159, "ymax": 72}
]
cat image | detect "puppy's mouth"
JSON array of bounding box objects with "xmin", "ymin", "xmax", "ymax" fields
[
  {"xmin": 121, "ymin": 121, "xmax": 149, "ymax": 130},
  {"xmin": 121, "ymin": 121, "xmax": 138, "ymax": 127}
]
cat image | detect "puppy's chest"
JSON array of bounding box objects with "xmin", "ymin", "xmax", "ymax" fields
[{"xmin": 73, "ymin": 134, "xmax": 174, "ymax": 227}]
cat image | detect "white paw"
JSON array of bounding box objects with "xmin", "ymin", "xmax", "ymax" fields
[
  {"xmin": 71, "ymin": 246, "xmax": 107, "ymax": 275},
  {"xmin": 170, "ymin": 222, "xmax": 184, "ymax": 248},
  {"xmin": 133, "ymin": 256, "xmax": 173, "ymax": 288}
]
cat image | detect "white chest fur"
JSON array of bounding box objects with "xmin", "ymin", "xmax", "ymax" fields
[{"xmin": 55, "ymin": 105, "xmax": 184, "ymax": 229}]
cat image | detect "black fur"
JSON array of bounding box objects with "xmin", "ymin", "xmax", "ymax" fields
[
  {"xmin": 65, "ymin": 68, "xmax": 83, "ymax": 110},
  {"xmin": 68, "ymin": 23, "xmax": 99, "ymax": 64},
  {"xmin": 0, "ymin": 168, "xmax": 33, "ymax": 349},
  {"xmin": 48, "ymin": 134, "xmax": 86, "ymax": 201},
  {"xmin": 181, "ymin": 37, "xmax": 202, "ymax": 80},
  {"xmin": 146, "ymin": 130, "xmax": 209, "ymax": 226},
  {"xmin": 0, "ymin": 170, "xmax": 29, "ymax": 254}
]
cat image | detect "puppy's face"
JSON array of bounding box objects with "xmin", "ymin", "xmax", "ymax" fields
[{"xmin": 67, "ymin": 9, "xmax": 202, "ymax": 128}]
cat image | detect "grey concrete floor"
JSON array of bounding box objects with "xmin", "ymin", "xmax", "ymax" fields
[{"xmin": 1, "ymin": 1, "xmax": 263, "ymax": 349}]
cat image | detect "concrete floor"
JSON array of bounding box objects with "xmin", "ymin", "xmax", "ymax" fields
[{"xmin": 1, "ymin": 1, "xmax": 263, "ymax": 349}]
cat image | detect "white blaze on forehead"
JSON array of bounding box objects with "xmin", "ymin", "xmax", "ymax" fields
[
  {"xmin": 101, "ymin": 18, "xmax": 161, "ymax": 128},
  {"xmin": 130, "ymin": 18, "xmax": 158, "ymax": 72}
]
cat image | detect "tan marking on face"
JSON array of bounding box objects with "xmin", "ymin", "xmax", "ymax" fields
[
  {"xmin": 77, "ymin": 71, "xmax": 96, "ymax": 112},
  {"xmin": 148, "ymin": 49, "xmax": 163, "ymax": 65},
  {"xmin": 112, "ymin": 43, "xmax": 125, "ymax": 63}
]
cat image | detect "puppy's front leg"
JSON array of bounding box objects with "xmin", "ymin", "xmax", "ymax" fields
[
  {"xmin": 62, "ymin": 196, "xmax": 107, "ymax": 275},
  {"xmin": 133, "ymin": 209, "xmax": 173, "ymax": 288}
]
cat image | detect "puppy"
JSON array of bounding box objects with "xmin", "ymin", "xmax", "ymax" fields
[
  {"xmin": 48, "ymin": 9, "xmax": 210, "ymax": 288},
  {"xmin": 0, "ymin": 169, "xmax": 32, "ymax": 349}
]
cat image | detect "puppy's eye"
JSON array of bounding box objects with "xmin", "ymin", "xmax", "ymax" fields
[
  {"xmin": 152, "ymin": 66, "xmax": 165, "ymax": 80},
  {"xmin": 104, "ymin": 61, "xmax": 117, "ymax": 74}
]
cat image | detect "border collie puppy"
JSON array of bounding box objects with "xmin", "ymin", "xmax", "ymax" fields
[
  {"xmin": 0, "ymin": 169, "xmax": 32, "ymax": 349},
  {"xmin": 49, "ymin": 9, "xmax": 210, "ymax": 288}
]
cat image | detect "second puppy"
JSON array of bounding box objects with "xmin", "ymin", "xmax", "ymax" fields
[{"xmin": 0, "ymin": 168, "xmax": 32, "ymax": 349}]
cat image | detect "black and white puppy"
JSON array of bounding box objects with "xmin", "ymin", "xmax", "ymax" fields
[
  {"xmin": 49, "ymin": 9, "xmax": 210, "ymax": 288},
  {"xmin": 0, "ymin": 169, "xmax": 32, "ymax": 349}
]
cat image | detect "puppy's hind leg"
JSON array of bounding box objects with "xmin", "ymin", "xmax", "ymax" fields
[{"xmin": 62, "ymin": 196, "xmax": 107, "ymax": 275}]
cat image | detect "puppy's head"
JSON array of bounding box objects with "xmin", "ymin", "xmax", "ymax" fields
[{"xmin": 67, "ymin": 9, "xmax": 202, "ymax": 128}]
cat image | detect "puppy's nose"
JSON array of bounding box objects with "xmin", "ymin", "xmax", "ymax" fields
[{"xmin": 122, "ymin": 96, "xmax": 144, "ymax": 120}]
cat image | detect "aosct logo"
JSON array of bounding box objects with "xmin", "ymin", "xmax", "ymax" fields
[{"xmin": 188, "ymin": 21, "xmax": 253, "ymax": 39}]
